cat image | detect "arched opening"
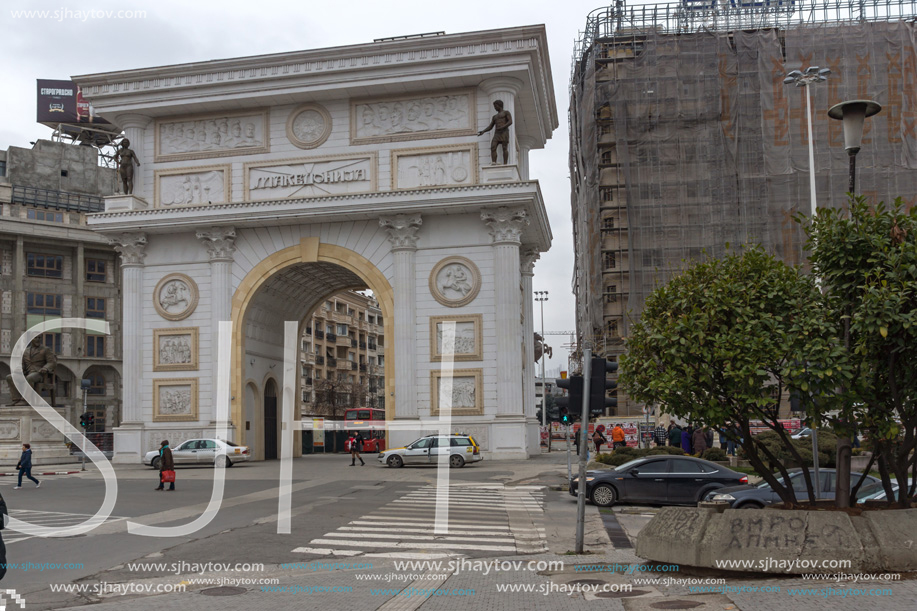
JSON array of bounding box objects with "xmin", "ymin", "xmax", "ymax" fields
[
  {"xmin": 231, "ymin": 239, "xmax": 395, "ymax": 460},
  {"xmin": 263, "ymin": 379, "xmax": 278, "ymax": 460},
  {"xmin": 244, "ymin": 381, "xmax": 258, "ymax": 451},
  {"xmin": 80, "ymin": 364, "xmax": 122, "ymax": 433}
]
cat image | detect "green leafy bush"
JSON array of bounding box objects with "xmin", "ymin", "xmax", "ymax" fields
[
  {"xmin": 739, "ymin": 430, "xmax": 836, "ymax": 468},
  {"xmin": 702, "ymin": 448, "xmax": 727, "ymax": 461}
]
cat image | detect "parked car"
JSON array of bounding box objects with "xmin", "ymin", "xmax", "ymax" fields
[
  {"xmin": 144, "ymin": 439, "xmax": 250, "ymax": 468},
  {"xmin": 705, "ymin": 468, "xmax": 880, "ymax": 508},
  {"xmin": 378, "ymin": 434, "xmax": 482, "ymax": 468},
  {"xmin": 569, "ymin": 455, "xmax": 748, "ymax": 507},
  {"xmin": 855, "ymin": 480, "xmax": 900, "ymax": 503},
  {"xmin": 791, "ymin": 427, "xmax": 813, "ymax": 439}
]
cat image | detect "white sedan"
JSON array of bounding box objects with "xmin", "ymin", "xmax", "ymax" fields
[{"xmin": 144, "ymin": 439, "xmax": 250, "ymax": 468}]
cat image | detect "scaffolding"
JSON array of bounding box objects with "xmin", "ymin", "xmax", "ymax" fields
[{"xmin": 569, "ymin": 0, "xmax": 917, "ymax": 414}]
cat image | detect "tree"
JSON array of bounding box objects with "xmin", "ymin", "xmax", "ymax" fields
[
  {"xmin": 802, "ymin": 197, "xmax": 917, "ymax": 506},
  {"xmin": 619, "ymin": 246, "xmax": 851, "ymax": 505},
  {"xmin": 313, "ymin": 373, "xmax": 368, "ymax": 452}
]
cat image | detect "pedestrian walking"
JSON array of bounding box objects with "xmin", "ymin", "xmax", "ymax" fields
[
  {"xmin": 719, "ymin": 427, "xmax": 728, "ymax": 450},
  {"xmin": 654, "ymin": 424, "xmax": 667, "ymax": 447},
  {"xmin": 705, "ymin": 427, "xmax": 714, "ymax": 450},
  {"xmin": 668, "ymin": 423, "xmax": 682, "ymax": 447},
  {"xmin": 350, "ymin": 431, "xmax": 365, "ymax": 466},
  {"xmin": 680, "ymin": 428, "xmax": 691, "ymax": 454},
  {"xmin": 592, "ymin": 427, "xmax": 607, "ymax": 454},
  {"xmin": 13, "ymin": 443, "xmax": 39, "ymax": 490},
  {"xmin": 155, "ymin": 440, "xmax": 175, "ymax": 491},
  {"xmin": 693, "ymin": 426, "xmax": 708, "ymax": 456}
]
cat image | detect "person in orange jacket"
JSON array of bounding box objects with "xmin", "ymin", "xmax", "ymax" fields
[{"xmin": 611, "ymin": 424, "xmax": 626, "ymax": 450}]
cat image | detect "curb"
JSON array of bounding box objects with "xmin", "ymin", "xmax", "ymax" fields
[{"xmin": 0, "ymin": 471, "xmax": 80, "ymax": 476}]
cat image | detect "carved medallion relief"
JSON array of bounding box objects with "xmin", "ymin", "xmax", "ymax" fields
[
  {"xmin": 393, "ymin": 147, "xmax": 476, "ymax": 189},
  {"xmin": 153, "ymin": 274, "xmax": 199, "ymax": 321},
  {"xmin": 153, "ymin": 379, "xmax": 199, "ymax": 422},
  {"xmin": 286, "ymin": 104, "xmax": 332, "ymax": 149},
  {"xmin": 429, "ymin": 257, "xmax": 481, "ymax": 308}
]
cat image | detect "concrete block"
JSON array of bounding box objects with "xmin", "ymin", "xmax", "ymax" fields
[
  {"xmin": 635, "ymin": 506, "xmax": 711, "ymax": 567},
  {"xmin": 864, "ymin": 509, "xmax": 917, "ymax": 571}
]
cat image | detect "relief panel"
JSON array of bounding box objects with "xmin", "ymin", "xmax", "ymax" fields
[
  {"xmin": 154, "ymin": 110, "xmax": 270, "ymax": 162},
  {"xmin": 351, "ymin": 90, "xmax": 475, "ymax": 145}
]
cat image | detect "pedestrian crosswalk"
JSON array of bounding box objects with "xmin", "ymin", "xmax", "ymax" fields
[
  {"xmin": 293, "ymin": 484, "xmax": 547, "ymax": 559},
  {"xmin": 1, "ymin": 509, "xmax": 128, "ymax": 545}
]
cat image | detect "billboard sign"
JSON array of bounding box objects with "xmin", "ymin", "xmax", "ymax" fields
[{"xmin": 37, "ymin": 79, "xmax": 110, "ymax": 125}]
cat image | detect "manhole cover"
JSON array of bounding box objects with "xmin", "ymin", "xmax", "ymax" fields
[
  {"xmin": 650, "ymin": 601, "xmax": 704, "ymax": 609},
  {"xmin": 567, "ymin": 579, "xmax": 607, "ymax": 587},
  {"xmin": 596, "ymin": 588, "xmax": 651, "ymax": 598},
  {"xmin": 200, "ymin": 586, "xmax": 247, "ymax": 596}
]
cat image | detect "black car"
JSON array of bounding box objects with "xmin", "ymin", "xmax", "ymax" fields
[
  {"xmin": 569, "ymin": 455, "xmax": 748, "ymax": 507},
  {"xmin": 704, "ymin": 468, "xmax": 880, "ymax": 508}
]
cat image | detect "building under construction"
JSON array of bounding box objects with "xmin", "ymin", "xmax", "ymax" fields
[{"xmin": 570, "ymin": 0, "xmax": 917, "ymax": 415}]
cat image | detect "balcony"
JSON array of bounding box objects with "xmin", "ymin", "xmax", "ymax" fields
[
  {"xmin": 337, "ymin": 360, "xmax": 352, "ymax": 370},
  {"xmin": 315, "ymin": 356, "xmax": 325, "ymax": 365},
  {"xmin": 304, "ymin": 378, "xmax": 313, "ymax": 386},
  {"xmin": 315, "ymin": 330, "xmax": 325, "ymax": 340},
  {"xmin": 325, "ymin": 333, "xmax": 336, "ymax": 342},
  {"xmin": 12, "ymin": 185, "xmax": 104, "ymax": 213},
  {"xmin": 336, "ymin": 335, "xmax": 350, "ymax": 346},
  {"xmin": 331, "ymin": 311, "xmax": 350, "ymax": 324},
  {"xmin": 351, "ymin": 361, "xmax": 358, "ymax": 371},
  {"xmin": 326, "ymin": 356, "xmax": 337, "ymax": 367},
  {"xmin": 359, "ymin": 341, "xmax": 367, "ymax": 349},
  {"xmin": 350, "ymin": 338, "xmax": 358, "ymax": 348},
  {"xmin": 302, "ymin": 353, "xmax": 316, "ymax": 364},
  {"xmin": 367, "ymin": 342, "xmax": 377, "ymax": 351},
  {"xmin": 305, "ymin": 326, "xmax": 312, "ymax": 335},
  {"xmin": 359, "ymin": 364, "xmax": 367, "ymax": 373}
]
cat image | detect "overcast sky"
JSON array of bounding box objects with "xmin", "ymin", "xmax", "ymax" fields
[{"xmin": 0, "ymin": 0, "xmax": 644, "ymax": 375}]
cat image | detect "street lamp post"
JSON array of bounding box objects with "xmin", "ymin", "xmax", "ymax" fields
[
  {"xmin": 827, "ymin": 100, "xmax": 882, "ymax": 195},
  {"xmin": 827, "ymin": 98, "xmax": 881, "ymax": 509},
  {"xmin": 784, "ymin": 66, "xmax": 831, "ymax": 218},
  {"xmin": 785, "ymin": 66, "xmax": 829, "ymax": 498},
  {"xmin": 534, "ymin": 291, "xmax": 549, "ymax": 428}
]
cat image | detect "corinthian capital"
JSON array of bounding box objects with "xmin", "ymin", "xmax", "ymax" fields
[
  {"xmin": 520, "ymin": 246, "xmax": 540, "ymax": 275},
  {"xmin": 481, "ymin": 207, "xmax": 528, "ymax": 244},
  {"xmin": 109, "ymin": 232, "xmax": 147, "ymax": 266},
  {"xmin": 379, "ymin": 214, "xmax": 423, "ymax": 251},
  {"xmin": 196, "ymin": 226, "xmax": 237, "ymax": 261}
]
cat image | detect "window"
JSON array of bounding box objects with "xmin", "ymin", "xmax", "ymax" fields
[
  {"xmin": 42, "ymin": 333, "xmax": 61, "ymax": 354},
  {"xmin": 86, "ymin": 335, "xmax": 105, "ymax": 358},
  {"xmin": 86, "ymin": 259, "xmax": 106, "ymax": 283},
  {"xmin": 451, "ymin": 438, "xmax": 472, "ymax": 447},
  {"xmin": 201, "ymin": 440, "xmax": 218, "ymax": 449},
  {"xmin": 87, "ymin": 373, "xmax": 106, "ymax": 396},
  {"xmin": 602, "ymin": 216, "xmax": 616, "ymax": 230},
  {"xmin": 27, "ymin": 209, "xmax": 63, "ymax": 223},
  {"xmin": 669, "ymin": 460, "xmax": 703, "ymax": 473},
  {"xmin": 86, "ymin": 297, "xmax": 106, "ymax": 319},
  {"xmin": 604, "ymin": 252, "xmax": 616, "ymax": 269},
  {"xmin": 302, "ymin": 340, "xmax": 311, "ymax": 352},
  {"xmin": 27, "ymin": 293, "xmax": 62, "ymax": 315},
  {"xmin": 326, "ymin": 324, "xmax": 334, "ymax": 334},
  {"xmin": 606, "ymin": 320, "xmax": 619, "ymax": 336},
  {"xmin": 86, "ymin": 406, "xmax": 105, "ymax": 432},
  {"xmin": 367, "ymin": 316, "xmax": 375, "ymax": 324},
  {"xmin": 337, "ymin": 324, "xmax": 348, "ymax": 336},
  {"xmin": 27, "ymin": 253, "xmax": 63, "ymax": 278},
  {"xmin": 348, "ymin": 352, "xmax": 355, "ymax": 362}
]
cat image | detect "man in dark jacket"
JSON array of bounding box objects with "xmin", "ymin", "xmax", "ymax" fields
[
  {"xmin": 0, "ymin": 490, "xmax": 7, "ymax": 581},
  {"xmin": 668, "ymin": 424, "xmax": 682, "ymax": 447},
  {"xmin": 14, "ymin": 443, "xmax": 39, "ymax": 489},
  {"xmin": 155, "ymin": 440, "xmax": 175, "ymax": 491}
]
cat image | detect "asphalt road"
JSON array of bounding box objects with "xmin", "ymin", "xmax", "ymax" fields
[{"xmin": 0, "ymin": 453, "xmax": 560, "ymax": 609}]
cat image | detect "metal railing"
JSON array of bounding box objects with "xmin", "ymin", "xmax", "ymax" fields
[{"xmin": 12, "ymin": 185, "xmax": 105, "ymax": 214}]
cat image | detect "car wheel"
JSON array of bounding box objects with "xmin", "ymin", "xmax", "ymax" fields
[
  {"xmin": 450, "ymin": 454, "xmax": 465, "ymax": 468},
  {"xmin": 696, "ymin": 488, "xmax": 717, "ymax": 503},
  {"xmin": 591, "ymin": 484, "xmax": 617, "ymax": 507},
  {"xmin": 151, "ymin": 456, "xmax": 161, "ymax": 470},
  {"xmin": 215, "ymin": 455, "xmax": 231, "ymax": 468},
  {"xmin": 387, "ymin": 455, "xmax": 403, "ymax": 468},
  {"xmin": 737, "ymin": 502, "xmax": 763, "ymax": 509}
]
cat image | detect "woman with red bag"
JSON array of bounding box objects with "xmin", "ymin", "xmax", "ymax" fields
[{"xmin": 155, "ymin": 440, "xmax": 175, "ymax": 491}]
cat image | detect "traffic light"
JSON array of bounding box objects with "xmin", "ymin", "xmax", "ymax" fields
[
  {"xmin": 555, "ymin": 375, "xmax": 584, "ymax": 423},
  {"xmin": 80, "ymin": 412, "xmax": 94, "ymax": 429},
  {"xmin": 589, "ymin": 357, "xmax": 618, "ymax": 416}
]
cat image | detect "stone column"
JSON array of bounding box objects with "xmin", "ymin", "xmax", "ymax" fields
[
  {"xmin": 109, "ymin": 233, "xmax": 146, "ymax": 462},
  {"xmin": 482, "ymin": 207, "xmax": 529, "ymax": 416},
  {"xmin": 196, "ymin": 227, "xmax": 236, "ymax": 426},
  {"xmin": 517, "ymin": 135, "xmax": 538, "ymax": 181},
  {"xmin": 379, "ymin": 214, "xmax": 422, "ymax": 420},
  {"xmin": 479, "ymin": 77, "xmax": 524, "ymax": 167},
  {"xmin": 520, "ymin": 246, "xmax": 540, "ymax": 419},
  {"xmin": 117, "ymin": 114, "xmax": 152, "ymax": 199},
  {"xmin": 12, "ymin": 236, "xmax": 24, "ymax": 346}
]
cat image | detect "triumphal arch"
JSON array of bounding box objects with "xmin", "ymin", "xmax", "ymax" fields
[{"xmin": 80, "ymin": 26, "xmax": 557, "ymax": 462}]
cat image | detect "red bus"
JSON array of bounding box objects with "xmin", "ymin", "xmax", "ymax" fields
[{"xmin": 344, "ymin": 408, "xmax": 386, "ymax": 452}]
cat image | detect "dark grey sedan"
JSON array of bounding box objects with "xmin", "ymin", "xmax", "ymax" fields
[
  {"xmin": 704, "ymin": 468, "xmax": 880, "ymax": 508},
  {"xmin": 570, "ymin": 455, "xmax": 748, "ymax": 507}
]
